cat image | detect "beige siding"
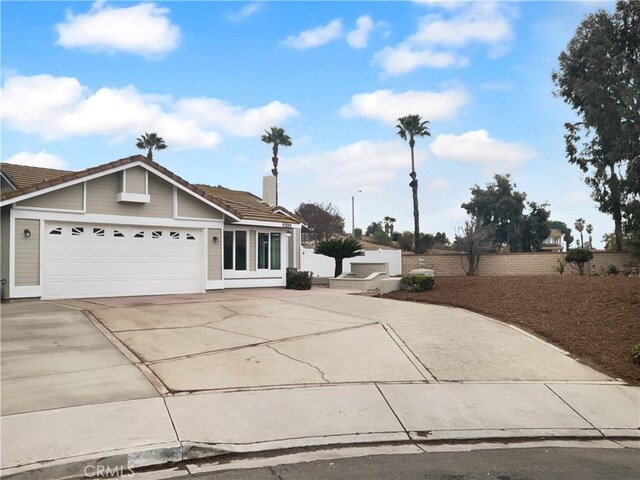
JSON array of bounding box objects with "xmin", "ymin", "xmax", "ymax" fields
[
  {"xmin": 177, "ymin": 190, "xmax": 222, "ymax": 219},
  {"xmin": 15, "ymin": 219, "xmax": 39, "ymax": 286},
  {"xmin": 208, "ymin": 228, "xmax": 222, "ymax": 281},
  {"xmin": 1, "ymin": 208, "xmax": 10, "ymax": 298},
  {"xmin": 86, "ymin": 172, "xmax": 173, "ymax": 218},
  {"xmin": 249, "ymin": 230, "xmax": 256, "ymax": 271},
  {"xmin": 17, "ymin": 183, "xmax": 84, "ymax": 211},
  {"xmin": 125, "ymin": 167, "xmax": 146, "ymax": 194}
]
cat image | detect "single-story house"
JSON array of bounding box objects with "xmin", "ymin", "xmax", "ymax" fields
[{"xmin": 0, "ymin": 155, "xmax": 302, "ymax": 300}]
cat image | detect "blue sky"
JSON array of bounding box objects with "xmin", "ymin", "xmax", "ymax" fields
[{"xmin": 1, "ymin": 1, "xmax": 616, "ymax": 246}]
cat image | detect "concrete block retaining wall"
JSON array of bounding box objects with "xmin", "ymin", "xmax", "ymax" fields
[{"xmin": 402, "ymin": 252, "xmax": 634, "ymax": 276}]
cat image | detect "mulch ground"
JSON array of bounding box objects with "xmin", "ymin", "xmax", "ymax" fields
[{"xmin": 384, "ymin": 275, "xmax": 640, "ymax": 385}]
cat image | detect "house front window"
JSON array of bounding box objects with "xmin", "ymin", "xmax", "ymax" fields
[
  {"xmin": 257, "ymin": 232, "xmax": 282, "ymax": 270},
  {"xmin": 223, "ymin": 230, "xmax": 247, "ymax": 271}
]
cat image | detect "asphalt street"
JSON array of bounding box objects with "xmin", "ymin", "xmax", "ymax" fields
[{"xmin": 191, "ymin": 447, "xmax": 640, "ymax": 480}]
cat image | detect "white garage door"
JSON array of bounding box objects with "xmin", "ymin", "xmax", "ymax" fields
[{"xmin": 42, "ymin": 222, "xmax": 204, "ymax": 299}]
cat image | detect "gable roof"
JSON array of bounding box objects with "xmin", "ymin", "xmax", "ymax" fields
[{"xmin": 0, "ymin": 155, "xmax": 300, "ymax": 224}]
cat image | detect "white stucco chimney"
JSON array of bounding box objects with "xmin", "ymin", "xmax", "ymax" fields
[{"xmin": 262, "ymin": 175, "xmax": 277, "ymax": 206}]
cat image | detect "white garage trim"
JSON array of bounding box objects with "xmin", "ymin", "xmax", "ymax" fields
[{"xmin": 41, "ymin": 222, "xmax": 205, "ymax": 300}]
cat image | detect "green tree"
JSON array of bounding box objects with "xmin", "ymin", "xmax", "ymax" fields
[
  {"xmin": 314, "ymin": 237, "xmax": 365, "ymax": 277},
  {"xmin": 461, "ymin": 174, "xmax": 551, "ymax": 252},
  {"xmin": 553, "ymin": 1, "xmax": 640, "ymax": 251},
  {"xmin": 396, "ymin": 114, "xmax": 431, "ymax": 253},
  {"xmin": 383, "ymin": 216, "xmax": 396, "ymax": 235},
  {"xmin": 366, "ymin": 221, "xmax": 384, "ymax": 237},
  {"xmin": 135, "ymin": 132, "xmax": 167, "ymax": 161},
  {"xmin": 261, "ymin": 126, "xmax": 292, "ymax": 206},
  {"xmin": 586, "ymin": 223, "xmax": 594, "ymax": 249}
]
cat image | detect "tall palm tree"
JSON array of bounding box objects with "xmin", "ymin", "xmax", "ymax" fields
[
  {"xmin": 586, "ymin": 223, "xmax": 593, "ymax": 250},
  {"xmin": 261, "ymin": 126, "xmax": 292, "ymax": 206},
  {"xmin": 136, "ymin": 132, "xmax": 167, "ymax": 161},
  {"xmin": 396, "ymin": 115, "xmax": 430, "ymax": 253},
  {"xmin": 575, "ymin": 218, "xmax": 585, "ymax": 248}
]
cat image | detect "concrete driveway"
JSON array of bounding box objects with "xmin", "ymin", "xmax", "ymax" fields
[
  {"xmin": 0, "ymin": 301, "xmax": 157, "ymax": 415},
  {"xmin": 80, "ymin": 288, "xmax": 610, "ymax": 393}
]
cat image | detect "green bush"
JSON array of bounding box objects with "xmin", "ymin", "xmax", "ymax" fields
[
  {"xmin": 286, "ymin": 268, "xmax": 312, "ymax": 290},
  {"xmin": 606, "ymin": 263, "xmax": 619, "ymax": 275},
  {"xmin": 354, "ymin": 228, "xmax": 363, "ymax": 239},
  {"xmin": 565, "ymin": 248, "xmax": 594, "ymax": 275},
  {"xmin": 631, "ymin": 344, "xmax": 640, "ymax": 364},
  {"xmin": 553, "ymin": 257, "xmax": 567, "ymax": 275},
  {"xmin": 400, "ymin": 275, "xmax": 435, "ymax": 292}
]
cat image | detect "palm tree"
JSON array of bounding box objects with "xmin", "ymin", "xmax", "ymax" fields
[
  {"xmin": 575, "ymin": 218, "xmax": 585, "ymax": 248},
  {"xmin": 314, "ymin": 237, "xmax": 364, "ymax": 277},
  {"xmin": 396, "ymin": 115, "xmax": 430, "ymax": 253},
  {"xmin": 261, "ymin": 126, "xmax": 292, "ymax": 206},
  {"xmin": 136, "ymin": 133, "xmax": 167, "ymax": 161},
  {"xmin": 586, "ymin": 223, "xmax": 593, "ymax": 250}
]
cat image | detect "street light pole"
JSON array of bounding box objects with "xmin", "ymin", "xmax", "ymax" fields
[{"xmin": 351, "ymin": 190, "xmax": 361, "ymax": 237}]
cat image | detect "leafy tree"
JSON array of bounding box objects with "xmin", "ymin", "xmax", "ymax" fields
[
  {"xmin": 547, "ymin": 220, "xmax": 574, "ymax": 251},
  {"xmin": 366, "ymin": 221, "xmax": 384, "ymax": 237},
  {"xmin": 261, "ymin": 126, "xmax": 292, "ymax": 206},
  {"xmin": 314, "ymin": 237, "xmax": 365, "ymax": 277},
  {"xmin": 454, "ymin": 217, "xmax": 493, "ymax": 276},
  {"xmin": 461, "ymin": 174, "xmax": 551, "ymax": 252},
  {"xmin": 294, "ymin": 202, "xmax": 344, "ymax": 241},
  {"xmin": 553, "ymin": 1, "xmax": 640, "ymax": 251},
  {"xmin": 432, "ymin": 232, "xmax": 451, "ymax": 248},
  {"xmin": 353, "ymin": 227, "xmax": 363, "ymax": 239},
  {"xmin": 396, "ymin": 114, "xmax": 431, "ymax": 253},
  {"xmin": 565, "ymin": 248, "xmax": 594, "ymax": 276},
  {"xmin": 136, "ymin": 132, "xmax": 167, "ymax": 161},
  {"xmin": 574, "ymin": 218, "xmax": 585, "ymax": 248}
]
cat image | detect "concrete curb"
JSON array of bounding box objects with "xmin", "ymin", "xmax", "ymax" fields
[{"xmin": 3, "ymin": 430, "xmax": 640, "ymax": 480}]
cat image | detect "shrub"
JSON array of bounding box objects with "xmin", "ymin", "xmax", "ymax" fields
[
  {"xmin": 354, "ymin": 228, "xmax": 362, "ymax": 239},
  {"xmin": 314, "ymin": 237, "xmax": 364, "ymax": 277},
  {"xmin": 565, "ymin": 248, "xmax": 594, "ymax": 275},
  {"xmin": 632, "ymin": 344, "xmax": 640, "ymax": 364},
  {"xmin": 553, "ymin": 257, "xmax": 567, "ymax": 275},
  {"xmin": 606, "ymin": 263, "xmax": 619, "ymax": 275},
  {"xmin": 286, "ymin": 268, "xmax": 312, "ymax": 290},
  {"xmin": 400, "ymin": 275, "xmax": 435, "ymax": 292}
]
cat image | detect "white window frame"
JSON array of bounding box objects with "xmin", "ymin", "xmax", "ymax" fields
[
  {"xmin": 223, "ymin": 229, "xmax": 249, "ymax": 272},
  {"xmin": 256, "ymin": 231, "xmax": 282, "ymax": 271}
]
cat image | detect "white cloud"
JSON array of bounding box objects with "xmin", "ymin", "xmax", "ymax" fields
[
  {"xmin": 374, "ymin": 45, "xmax": 467, "ymax": 75},
  {"xmin": 430, "ymin": 130, "xmax": 535, "ymax": 168},
  {"xmin": 340, "ymin": 89, "xmax": 468, "ymax": 125},
  {"xmin": 347, "ymin": 15, "xmax": 385, "ymax": 49},
  {"xmin": 227, "ymin": 2, "xmax": 263, "ymax": 22},
  {"xmin": 4, "ymin": 151, "xmax": 68, "ymax": 170},
  {"xmin": 425, "ymin": 178, "xmax": 452, "ymax": 192},
  {"xmin": 174, "ymin": 98, "xmax": 298, "ymax": 137},
  {"xmin": 375, "ymin": 2, "xmax": 515, "ymax": 75},
  {"xmin": 56, "ymin": 2, "xmax": 180, "ymax": 57},
  {"xmin": 282, "ymin": 19, "xmax": 343, "ymax": 50},
  {"xmin": 0, "ymin": 74, "xmax": 298, "ymax": 149},
  {"xmin": 284, "ymin": 140, "xmax": 424, "ymax": 194}
]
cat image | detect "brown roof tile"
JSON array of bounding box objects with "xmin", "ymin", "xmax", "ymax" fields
[{"xmin": 1, "ymin": 163, "xmax": 72, "ymax": 190}]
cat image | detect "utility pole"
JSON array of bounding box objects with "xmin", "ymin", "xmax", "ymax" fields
[{"xmin": 351, "ymin": 190, "xmax": 361, "ymax": 237}]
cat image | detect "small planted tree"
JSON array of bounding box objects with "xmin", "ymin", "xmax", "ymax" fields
[
  {"xmin": 314, "ymin": 237, "xmax": 364, "ymax": 277},
  {"xmin": 565, "ymin": 248, "xmax": 594, "ymax": 275},
  {"xmin": 454, "ymin": 217, "xmax": 493, "ymax": 276}
]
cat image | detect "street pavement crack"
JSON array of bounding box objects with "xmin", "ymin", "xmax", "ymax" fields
[{"xmin": 266, "ymin": 344, "xmax": 329, "ymax": 383}]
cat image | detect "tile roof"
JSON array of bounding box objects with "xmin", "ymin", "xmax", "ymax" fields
[
  {"xmin": 196, "ymin": 185, "xmax": 299, "ymax": 223},
  {"xmin": 1, "ymin": 163, "xmax": 72, "ymax": 190},
  {"xmin": 0, "ymin": 155, "xmax": 300, "ymax": 224}
]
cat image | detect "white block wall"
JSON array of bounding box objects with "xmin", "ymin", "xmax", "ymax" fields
[{"xmin": 300, "ymin": 248, "xmax": 402, "ymax": 277}]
